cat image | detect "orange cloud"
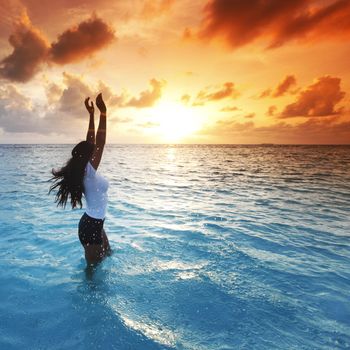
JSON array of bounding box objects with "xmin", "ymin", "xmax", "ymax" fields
[
  {"xmin": 200, "ymin": 119, "xmax": 254, "ymax": 135},
  {"xmin": 259, "ymin": 89, "xmax": 272, "ymax": 98},
  {"xmin": 266, "ymin": 105, "xmax": 277, "ymax": 116},
  {"xmin": 198, "ymin": 116, "xmax": 350, "ymax": 144},
  {"xmin": 181, "ymin": 94, "xmax": 191, "ymax": 104},
  {"xmin": 198, "ymin": 0, "xmax": 350, "ymax": 49},
  {"xmin": 0, "ymin": 13, "xmax": 49, "ymax": 82},
  {"xmin": 136, "ymin": 121, "xmax": 160, "ymax": 128},
  {"xmin": 193, "ymin": 82, "xmax": 239, "ymax": 105},
  {"xmin": 125, "ymin": 79, "xmax": 166, "ymax": 108},
  {"xmin": 0, "ymin": 14, "xmax": 115, "ymax": 82},
  {"xmin": 280, "ymin": 76, "xmax": 345, "ymax": 118},
  {"xmin": 182, "ymin": 27, "xmax": 193, "ymax": 41},
  {"xmin": 259, "ymin": 75, "xmax": 297, "ymax": 98},
  {"xmin": 140, "ymin": 0, "xmax": 175, "ymax": 19},
  {"xmin": 50, "ymin": 16, "xmax": 115, "ymax": 64},
  {"xmin": 220, "ymin": 106, "xmax": 239, "ymax": 112},
  {"xmin": 272, "ymin": 75, "xmax": 297, "ymax": 97}
]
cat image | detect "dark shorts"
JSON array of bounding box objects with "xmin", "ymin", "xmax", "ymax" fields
[{"xmin": 78, "ymin": 212, "xmax": 105, "ymax": 245}]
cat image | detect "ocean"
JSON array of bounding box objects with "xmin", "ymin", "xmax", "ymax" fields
[{"xmin": 0, "ymin": 144, "xmax": 349, "ymax": 349}]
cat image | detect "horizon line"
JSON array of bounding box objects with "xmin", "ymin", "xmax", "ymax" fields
[{"xmin": 0, "ymin": 143, "xmax": 349, "ymax": 146}]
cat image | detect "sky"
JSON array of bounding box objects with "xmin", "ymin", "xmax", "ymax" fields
[{"xmin": 0, "ymin": 0, "xmax": 350, "ymax": 144}]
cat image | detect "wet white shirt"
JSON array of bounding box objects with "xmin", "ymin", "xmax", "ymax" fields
[{"xmin": 83, "ymin": 161, "xmax": 109, "ymax": 219}]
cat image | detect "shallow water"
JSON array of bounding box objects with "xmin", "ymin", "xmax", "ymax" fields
[{"xmin": 0, "ymin": 144, "xmax": 349, "ymax": 350}]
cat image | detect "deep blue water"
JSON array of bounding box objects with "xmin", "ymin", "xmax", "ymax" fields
[{"xmin": 0, "ymin": 144, "xmax": 349, "ymax": 350}]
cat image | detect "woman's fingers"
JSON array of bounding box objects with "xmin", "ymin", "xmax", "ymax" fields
[
  {"xmin": 84, "ymin": 97, "xmax": 95, "ymax": 114},
  {"xmin": 96, "ymin": 93, "xmax": 106, "ymax": 112}
]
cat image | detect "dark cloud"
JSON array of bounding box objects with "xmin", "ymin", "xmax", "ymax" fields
[
  {"xmin": 0, "ymin": 84, "xmax": 31, "ymax": 109},
  {"xmin": 280, "ymin": 76, "xmax": 345, "ymax": 118},
  {"xmin": 46, "ymin": 82, "xmax": 63, "ymax": 104},
  {"xmin": 0, "ymin": 85, "xmax": 35, "ymax": 135},
  {"xmin": 0, "ymin": 13, "xmax": 115, "ymax": 82},
  {"xmin": 0, "ymin": 13, "xmax": 49, "ymax": 82},
  {"xmin": 125, "ymin": 79, "xmax": 166, "ymax": 108},
  {"xmin": 198, "ymin": 0, "xmax": 350, "ymax": 49},
  {"xmin": 193, "ymin": 82, "xmax": 239, "ymax": 105},
  {"xmin": 58, "ymin": 73, "xmax": 94, "ymax": 116},
  {"xmin": 54, "ymin": 75, "xmax": 166, "ymax": 113},
  {"xmin": 50, "ymin": 16, "xmax": 115, "ymax": 64},
  {"xmin": 0, "ymin": 104, "xmax": 43, "ymax": 133},
  {"xmin": 269, "ymin": 0, "xmax": 350, "ymax": 48},
  {"xmin": 0, "ymin": 83, "xmax": 68, "ymax": 134},
  {"xmin": 0, "ymin": 74, "xmax": 138, "ymax": 136},
  {"xmin": 244, "ymin": 113, "xmax": 255, "ymax": 119},
  {"xmin": 56, "ymin": 77, "xmax": 166, "ymax": 109},
  {"xmin": 56, "ymin": 73, "xmax": 130, "ymax": 114},
  {"xmin": 0, "ymin": 73, "xmax": 169, "ymax": 141},
  {"xmin": 96, "ymin": 80, "xmax": 127, "ymax": 107}
]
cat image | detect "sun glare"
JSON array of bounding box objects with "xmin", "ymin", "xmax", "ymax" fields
[{"xmin": 152, "ymin": 101, "xmax": 201, "ymax": 142}]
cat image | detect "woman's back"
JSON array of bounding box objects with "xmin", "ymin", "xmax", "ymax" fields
[{"xmin": 83, "ymin": 161, "xmax": 109, "ymax": 220}]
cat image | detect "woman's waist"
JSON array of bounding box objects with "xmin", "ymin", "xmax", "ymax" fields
[{"xmin": 82, "ymin": 211, "xmax": 106, "ymax": 222}]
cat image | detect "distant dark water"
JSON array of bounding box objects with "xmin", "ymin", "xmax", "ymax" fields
[{"xmin": 0, "ymin": 144, "xmax": 349, "ymax": 349}]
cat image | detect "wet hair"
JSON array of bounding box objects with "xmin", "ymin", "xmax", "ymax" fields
[{"xmin": 48, "ymin": 141, "xmax": 94, "ymax": 209}]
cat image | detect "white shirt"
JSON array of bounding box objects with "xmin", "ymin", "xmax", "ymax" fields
[{"xmin": 83, "ymin": 161, "xmax": 109, "ymax": 219}]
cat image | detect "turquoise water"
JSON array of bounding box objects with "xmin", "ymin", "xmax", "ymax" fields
[{"xmin": 0, "ymin": 144, "xmax": 349, "ymax": 349}]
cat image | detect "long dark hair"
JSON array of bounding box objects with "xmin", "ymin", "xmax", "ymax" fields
[{"xmin": 49, "ymin": 141, "xmax": 94, "ymax": 209}]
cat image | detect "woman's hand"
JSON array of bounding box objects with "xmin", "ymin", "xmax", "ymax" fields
[
  {"xmin": 96, "ymin": 93, "xmax": 107, "ymax": 114},
  {"xmin": 84, "ymin": 97, "xmax": 94, "ymax": 115}
]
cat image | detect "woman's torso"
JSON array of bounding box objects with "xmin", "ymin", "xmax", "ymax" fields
[{"xmin": 83, "ymin": 161, "xmax": 109, "ymax": 219}]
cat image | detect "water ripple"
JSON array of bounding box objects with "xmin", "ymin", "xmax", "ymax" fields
[{"xmin": 0, "ymin": 144, "xmax": 349, "ymax": 349}]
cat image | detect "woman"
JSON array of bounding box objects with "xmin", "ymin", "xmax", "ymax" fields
[{"xmin": 49, "ymin": 93, "xmax": 111, "ymax": 266}]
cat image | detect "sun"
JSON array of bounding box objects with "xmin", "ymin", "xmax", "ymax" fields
[{"xmin": 151, "ymin": 101, "xmax": 201, "ymax": 142}]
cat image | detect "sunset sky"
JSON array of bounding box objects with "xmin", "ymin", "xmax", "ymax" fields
[{"xmin": 1, "ymin": 0, "xmax": 350, "ymax": 144}]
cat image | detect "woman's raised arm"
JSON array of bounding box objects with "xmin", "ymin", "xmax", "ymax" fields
[
  {"xmin": 90, "ymin": 93, "xmax": 107, "ymax": 170},
  {"xmin": 85, "ymin": 97, "xmax": 95, "ymax": 144}
]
